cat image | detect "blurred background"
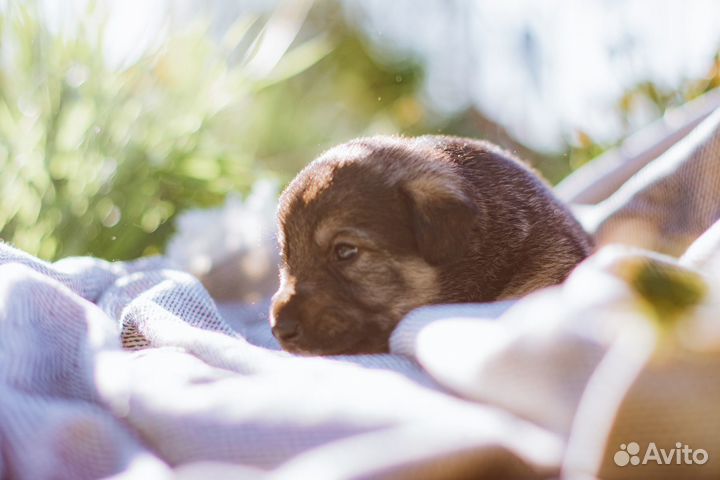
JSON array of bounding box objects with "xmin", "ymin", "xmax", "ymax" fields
[{"xmin": 1, "ymin": 0, "xmax": 719, "ymax": 262}]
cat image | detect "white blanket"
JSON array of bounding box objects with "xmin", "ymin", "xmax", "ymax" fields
[
  {"xmin": 0, "ymin": 243, "xmax": 563, "ymax": 479},
  {"xmin": 4, "ymin": 234, "xmax": 720, "ymax": 480}
]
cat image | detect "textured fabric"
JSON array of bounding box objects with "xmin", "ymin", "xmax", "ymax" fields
[
  {"xmin": 4, "ymin": 245, "xmax": 718, "ymax": 479},
  {"xmin": 3, "ymin": 241, "xmax": 718, "ymax": 480},
  {"xmin": 581, "ymin": 107, "xmax": 720, "ymax": 256},
  {"xmin": 0, "ymin": 242, "xmax": 561, "ymax": 480}
]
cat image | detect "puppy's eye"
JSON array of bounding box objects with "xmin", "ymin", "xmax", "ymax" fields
[{"xmin": 334, "ymin": 243, "xmax": 358, "ymax": 261}]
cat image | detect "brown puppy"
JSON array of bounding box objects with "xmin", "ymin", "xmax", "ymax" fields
[{"xmin": 271, "ymin": 136, "xmax": 593, "ymax": 355}]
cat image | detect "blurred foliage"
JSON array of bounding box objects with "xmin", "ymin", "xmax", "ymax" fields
[
  {"xmin": 0, "ymin": 0, "xmax": 718, "ymax": 261},
  {"xmin": 0, "ymin": 0, "xmax": 422, "ymax": 260},
  {"xmin": 563, "ymin": 52, "xmax": 720, "ymax": 176},
  {"xmin": 628, "ymin": 260, "xmax": 707, "ymax": 327},
  {"xmin": 248, "ymin": 8, "xmax": 424, "ymax": 180}
]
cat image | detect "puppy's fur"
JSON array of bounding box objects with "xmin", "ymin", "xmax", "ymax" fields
[{"xmin": 271, "ymin": 136, "xmax": 593, "ymax": 355}]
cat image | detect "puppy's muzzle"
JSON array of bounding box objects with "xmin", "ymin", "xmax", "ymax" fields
[
  {"xmin": 272, "ymin": 317, "xmax": 301, "ymax": 342},
  {"xmin": 271, "ymin": 295, "xmax": 303, "ymax": 342}
]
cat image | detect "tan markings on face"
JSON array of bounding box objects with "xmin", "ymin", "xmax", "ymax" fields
[
  {"xmin": 314, "ymin": 219, "xmax": 372, "ymax": 248},
  {"xmin": 310, "ymin": 215, "xmax": 440, "ymax": 326},
  {"xmin": 389, "ymin": 257, "xmax": 439, "ymax": 318},
  {"xmin": 313, "ymin": 218, "xmax": 341, "ymax": 247},
  {"xmin": 337, "ymin": 251, "xmax": 439, "ymax": 327}
]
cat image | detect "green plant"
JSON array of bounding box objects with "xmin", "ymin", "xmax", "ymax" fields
[{"xmin": 0, "ymin": 1, "xmax": 422, "ymax": 260}]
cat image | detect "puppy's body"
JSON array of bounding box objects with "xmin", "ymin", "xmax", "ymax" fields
[{"xmin": 272, "ymin": 136, "xmax": 592, "ymax": 355}]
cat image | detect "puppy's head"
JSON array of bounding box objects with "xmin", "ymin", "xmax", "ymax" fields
[{"xmin": 271, "ymin": 137, "xmax": 478, "ymax": 355}]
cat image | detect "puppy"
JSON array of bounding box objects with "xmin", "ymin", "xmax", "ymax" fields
[{"xmin": 271, "ymin": 136, "xmax": 593, "ymax": 355}]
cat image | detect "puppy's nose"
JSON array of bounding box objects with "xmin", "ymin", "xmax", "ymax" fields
[{"xmin": 272, "ymin": 317, "xmax": 301, "ymax": 341}]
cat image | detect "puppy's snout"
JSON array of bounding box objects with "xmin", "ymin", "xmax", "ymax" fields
[
  {"xmin": 271, "ymin": 294, "xmax": 304, "ymax": 342},
  {"xmin": 272, "ymin": 315, "xmax": 301, "ymax": 342}
]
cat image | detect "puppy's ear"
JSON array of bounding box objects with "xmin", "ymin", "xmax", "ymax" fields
[{"xmin": 402, "ymin": 175, "xmax": 479, "ymax": 265}]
